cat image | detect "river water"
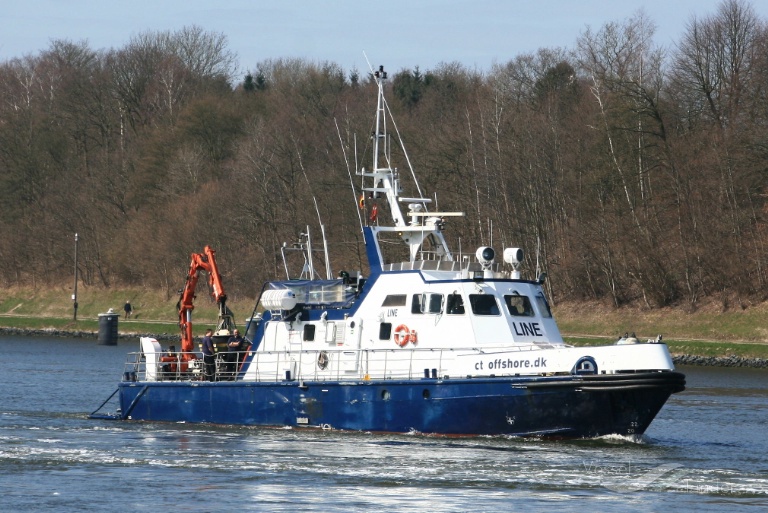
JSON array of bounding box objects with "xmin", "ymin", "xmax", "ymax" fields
[{"xmin": 1, "ymin": 336, "xmax": 767, "ymax": 512}]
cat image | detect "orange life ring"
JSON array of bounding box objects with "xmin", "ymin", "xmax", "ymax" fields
[{"xmin": 394, "ymin": 324, "xmax": 411, "ymax": 347}]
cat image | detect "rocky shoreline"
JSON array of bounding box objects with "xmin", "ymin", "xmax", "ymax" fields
[
  {"xmin": 0, "ymin": 327, "xmax": 179, "ymax": 342},
  {"xmin": 671, "ymin": 354, "xmax": 768, "ymax": 368},
  {"xmin": 4, "ymin": 326, "xmax": 768, "ymax": 369}
]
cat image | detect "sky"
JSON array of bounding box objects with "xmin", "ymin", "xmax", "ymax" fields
[{"xmin": 2, "ymin": 0, "xmax": 767, "ymax": 77}]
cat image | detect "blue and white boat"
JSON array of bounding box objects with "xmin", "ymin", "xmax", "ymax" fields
[{"xmin": 95, "ymin": 66, "xmax": 685, "ymax": 437}]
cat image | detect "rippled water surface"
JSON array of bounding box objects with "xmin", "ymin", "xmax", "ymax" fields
[{"xmin": 1, "ymin": 336, "xmax": 767, "ymax": 512}]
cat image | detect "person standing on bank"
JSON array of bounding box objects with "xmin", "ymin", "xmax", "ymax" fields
[
  {"xmin": 123, "ymin": 300, "xmax": 132, "ymax": 319},
  {"xmin": 201, "ymin": 329, "xmax": 216, "ymax": 381},
  {"xmin": 226, "ymin": 329, "xmax": 246, "ymax": 379}
]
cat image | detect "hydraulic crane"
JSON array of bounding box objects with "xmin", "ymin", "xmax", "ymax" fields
[{"xmin": 176, "ymin": 245, "xmax": 235, "ymax": 362}]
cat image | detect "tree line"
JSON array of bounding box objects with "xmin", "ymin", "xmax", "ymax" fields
[{"xmin": 1, "ymin": 0, "xmax": 766, "ymax": 309}]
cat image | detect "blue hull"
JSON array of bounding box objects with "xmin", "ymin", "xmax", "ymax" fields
[{"xmin": 117, "ymin": 372, "xmax": 684, "ymax": 437}]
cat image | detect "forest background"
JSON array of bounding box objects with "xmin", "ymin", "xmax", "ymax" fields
[{"xmin": 1, "ymin": 0, "xmax": 767, "ymax": 327}]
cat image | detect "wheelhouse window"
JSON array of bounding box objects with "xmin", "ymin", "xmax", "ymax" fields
[
  {"xmin": 412, "ymin": 293, "xmax": 444, "ymax": 314},
  {"xmin": 504, "ymin": 294, "xmax": 534, "ymax": 317},
  {"xmin": 411, "ymin": 294, "xmax": 423, "ymax": 314},
  {"xmin": 446, "ymin": 293, "xmax": 465, "ymax": 314},
  {"xmin": 469, "ymin": 294, "xmax": 500, "ymax": 316},
  {"xmin": 382, "ymin": 294, "xmax": 407, "ymax": 307},
  {"xmin": 427, "ymin": 293, "xmax": 443, "ymax": 314},
  {"xmin": 535, "ymin": 293, "xmax": 552, "ymax": 318}
]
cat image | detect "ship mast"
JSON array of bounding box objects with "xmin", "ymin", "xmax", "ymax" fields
[{"xmin": 359, "ymin": 66, "xmax": 462, "ymax": 265}]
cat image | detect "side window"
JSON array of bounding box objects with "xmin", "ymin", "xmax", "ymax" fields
[
  {"xmin": 411, "ymin": 294, "xmax": 423, "ymax": 314},
  {"xmin": 446, "ymin": 293, "xmax": 465, "ymax": 314},
  {"xmin": 504, "ymin": 295, "xmax": 534, "ymax": 317},
  {"xmin": 427, "ymin": 293, "xmax": 444, "ymax": 314},
  {"xmin": 382, "ymin": 294, "xmax": 406, "ymax": 307},
  {"xmin": 469, "ymin": 294, "xmax": 500, "ymax": 316},
  {"xmin": 535, "ymin": 294, "xmax": 552, "ymax": 318},
  {"xmin": 303, "ymin": 324, "xmax": 316, "ymax": 341},
  {"xmin": 379, "ymin": 323, "xmax": 392, "ymax": 340}
]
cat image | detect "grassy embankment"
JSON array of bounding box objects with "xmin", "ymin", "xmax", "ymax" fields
[
  {"xmin": 1, "ymin": 287, "xmax": 768, "ymax": 359},
  {"xmin": 0, "ymin": 287, "xmax": 231, "ymax": 338}
]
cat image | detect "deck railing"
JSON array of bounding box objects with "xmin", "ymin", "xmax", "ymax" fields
[{"xmin": 121, "ymin": 343, "xmax": 557, "ymax": 383}]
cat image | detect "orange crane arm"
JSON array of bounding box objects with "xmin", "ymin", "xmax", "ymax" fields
[{"xmin": 177, "ymin": 245, "xmax": 228, "ymax": 359}]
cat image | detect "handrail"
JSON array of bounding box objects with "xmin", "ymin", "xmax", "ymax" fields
[
  {"xmin": 88, "ymin": 387, "xmax": 120, "ymax": 419},
  {"xmin": 121, "ymin": 385, "xmax": 149, "ymax": 419},
  {"xmin": 120, "ymin": 344, "xmax": 558, "ymax": 383}
]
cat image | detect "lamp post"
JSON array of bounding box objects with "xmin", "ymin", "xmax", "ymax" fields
[{"xmin": 73, "ymin": 233, "xmax": 79, "ymax": 320}]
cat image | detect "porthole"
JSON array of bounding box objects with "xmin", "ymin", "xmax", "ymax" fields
[
  {"xmin": 422, "ymin": 389, "xmax": 430, "ymax": 399},
  {"xmin": 381, "ymin": 390, "xmax": 391, "ymax": 401}
]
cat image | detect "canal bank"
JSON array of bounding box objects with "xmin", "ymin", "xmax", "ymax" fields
[{"xmin": 2, "ymin": 326, "xmax": 767, "ymax": 368}]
